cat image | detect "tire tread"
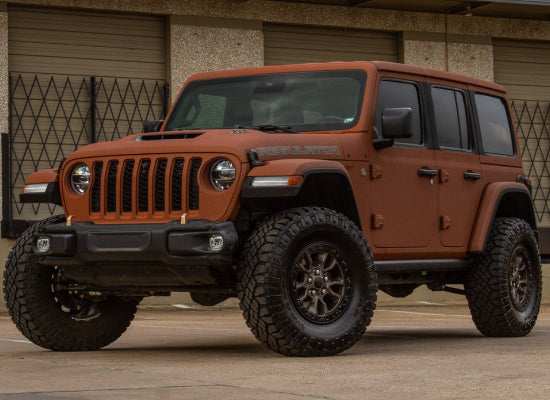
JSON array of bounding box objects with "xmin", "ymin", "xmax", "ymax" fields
[
  {"xmin": 237, "ymin": 207, "xmax": 377, "ymax": 356},
  {"xmin": 3, "ymin": 216, "xmax": 138, "ymax": 351},
  {"xmin": 465, "ymin": 217, "xmax": 541, "ymax": 337}
]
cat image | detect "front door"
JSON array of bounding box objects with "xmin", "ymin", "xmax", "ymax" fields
[{"xmin": 370, "ymin": 79, "xmax": 438, "ymax": 248}]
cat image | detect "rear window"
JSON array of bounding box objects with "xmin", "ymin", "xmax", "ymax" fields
[
  {"xmin": 475, "ymin": 93, "xmax": 514, "ymax": 156},
  {"xmin": 432, "ymin": 87, "xmax": 470, "ymax": 151}
]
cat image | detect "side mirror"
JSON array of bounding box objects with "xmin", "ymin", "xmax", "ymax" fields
[
  {"xmin": 372, "ymin": 108, "xmax": 413, "ymax": 150},
  {"xmin": 143, "ymin": 120, "xmax": 164, "ymax": 133}
]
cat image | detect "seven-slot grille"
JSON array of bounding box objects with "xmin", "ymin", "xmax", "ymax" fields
[{"xmin": 89, "ymin": 157, "xmax": 202, "ymax": 216}]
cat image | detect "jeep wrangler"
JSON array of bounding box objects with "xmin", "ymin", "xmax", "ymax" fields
[{"xmin": 3, "ymin": 61, "xmax": 542, "ymax": 356}]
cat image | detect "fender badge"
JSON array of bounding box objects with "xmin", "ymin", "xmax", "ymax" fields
[{"xmin": 255, "ymin": 146, "xmax": 340, "ymax": 156}]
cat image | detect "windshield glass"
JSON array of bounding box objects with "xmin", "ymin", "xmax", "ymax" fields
[{"xmin": 163, "ymin": 70, "xmax": 366, "ymax": 132}]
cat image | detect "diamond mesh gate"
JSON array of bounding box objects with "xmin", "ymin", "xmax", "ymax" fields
[
  {"xmin": 2, "ymin": 80, "xmax": 549, "ymax": 237},
  {"xmin": 512, "ymin": 100, "xmax": 550, "ymax": 227},
  {"xmin": 2, "ymin": 74, "xmax": 168, "ymax": 238}
]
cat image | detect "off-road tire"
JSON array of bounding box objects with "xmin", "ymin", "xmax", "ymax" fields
[
  {"xmin": 3, "ymin": 215, "xmax": 139, "ymax": 351},
  {"xmin": 465, "ymin": 217, "xmax": 541, "ymax": 337},
  {"xmin": 237, "ymin": 207, "xmax": 377, "ymax": 356}
]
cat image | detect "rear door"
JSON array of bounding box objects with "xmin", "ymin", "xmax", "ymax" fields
[{"xmin": 429, "ymin": 85, "xmax": 483, "ymax": 248}]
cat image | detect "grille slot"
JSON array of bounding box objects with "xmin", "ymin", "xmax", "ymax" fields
[
  {"xmin": 171, "ymin": 159, "xmax": 185, "ymax": 211},
  {"xmin": 154, "ymin": 159, "xmax": 168, "ymax": 212},
  {"xmin": 106, "ymin": 161, "xmax": 119, "ymax": 212},
  {"xmin": 122, "ymin": 160, "xmax": 135, "ymax": 212},
  {"xmin": 91, "ymin": 162, "xmax": 103, "ymax": 213},
  {"xmin": 189, "ymin": 158, "xmax": 202, "ymax": 211},
  {"xmin": 138, "ymin": 159, "xmax": 151, "ymax": 212}
]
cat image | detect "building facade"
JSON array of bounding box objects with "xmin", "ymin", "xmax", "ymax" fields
[{"xmin": 0, "ymin": 0, "xmax": 549, "ymax": 302}]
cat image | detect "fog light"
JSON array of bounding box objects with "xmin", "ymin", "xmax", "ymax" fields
[
  {"xmin": 35, "ymin": 236, "xmax": 50, "ymax": 254},
  {"xmin": 209, "ymin": 234, "xmax": 224, "ymax": 252}
]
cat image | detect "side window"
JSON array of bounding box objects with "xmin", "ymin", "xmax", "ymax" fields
[
  {"xmin": 432, "ymin": 87, "xmax": 470, "ymax": 150},
  {"xmin": 374, "ymin": 80, "xmax": 422, "ymax": 145},
  {"xmin": 475, "ymin": 93, "xmax": 514, "ymax": 156}
]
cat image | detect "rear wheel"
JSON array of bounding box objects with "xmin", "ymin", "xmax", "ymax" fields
[
  {"xmin": 3, "ymin": 215, "xmax": 139, "ymax": 351},
  {"xmin": 465, "ymin": 218, "xmax": 541, "ymax": 337},
  {"xmin": 238, "ymin": 207, "xmax": 377, "ymax": 356}
]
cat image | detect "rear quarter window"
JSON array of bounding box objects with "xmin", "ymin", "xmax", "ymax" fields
[{"xmin": 475, "ymin": 93, "xmax": 514, "ymax": 156}]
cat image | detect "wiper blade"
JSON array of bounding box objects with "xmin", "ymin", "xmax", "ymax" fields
[{"xmin": 235, "ymin": 125, "xmax": 298, "ymax": 134}]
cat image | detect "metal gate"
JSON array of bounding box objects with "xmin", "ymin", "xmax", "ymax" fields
[
  {"xmin": 512, "ymin": 100, "xmax": 550, "ymax": 227},
  {"xmin": 3, "ymin": 76, "xmax": 549, "ymax": 237},
  {"xmin": 2, "ymin": 73, "xmax": 168, "ymax": 238}
]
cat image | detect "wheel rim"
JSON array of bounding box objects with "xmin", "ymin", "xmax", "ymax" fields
[
  {"xmin": 51, "ymin": 266, "xmax": 101, "ymax": 322},
  {"xmin": 509, "ymin": 245, "xmax": 533, "ymax": 312},
  {"xmin": 290, "ymin": 242, "xmax": 351, "ymax": 324}
]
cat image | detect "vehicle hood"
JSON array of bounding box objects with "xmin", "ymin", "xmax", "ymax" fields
[{"xmin": 64, "ymin": 128, "xmax": 347, "ymax": 164}]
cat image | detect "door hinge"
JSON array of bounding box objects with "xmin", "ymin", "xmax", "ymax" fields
[
  {"xmin": 372, "ymin": 214, "xmax": 384, "ymax": 229},
  {"xmin": 439, "ymin": 169, "xmax": 449, "ymax": 183},
  {"xmin": 370, "ymin": 164, "xmax": 382, "ymax": 180},
  {"xmin": 440, "ymin": 215, "xmax": 452, "ymax": 230}
]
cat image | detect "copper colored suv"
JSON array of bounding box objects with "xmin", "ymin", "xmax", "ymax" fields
[{"xmin": 4, "ymin": 61, "xmax": 541, "ymax": 356}]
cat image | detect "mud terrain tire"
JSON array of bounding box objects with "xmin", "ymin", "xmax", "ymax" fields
[
  {"xmin": 3, "ymin": 215, "xmax": 139, "ymax": 351},
  {"xmin": 237, "ymin": 207, "xmax": 377, "ymax": 356},
  {"xmin": 465, "ymin": 217, "xmax": 541, "ymax": 337}
]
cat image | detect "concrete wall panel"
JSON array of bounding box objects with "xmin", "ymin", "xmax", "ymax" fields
[{"xmin": 170, "ymin": 16, "xmax": 263, "ymax": 102}]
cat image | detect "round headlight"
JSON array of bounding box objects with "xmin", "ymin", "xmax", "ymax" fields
[
  {"xmin": 70, "ymin": 164, "xmax": 91, "ymax": 195},
  {"xmin": 210, "ymin": 159, "xmax": 236, "ymax": 191}
]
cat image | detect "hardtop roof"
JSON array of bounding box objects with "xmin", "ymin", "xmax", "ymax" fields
[{"xmin": 186, "ymin": 60, "xmax": 506, "ymax": 94}]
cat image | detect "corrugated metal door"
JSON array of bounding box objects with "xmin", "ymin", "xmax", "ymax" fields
[
  {"xmin": 494, "ymin": 39, "xmax": 550, "ymax": 229},
  {"xmin": 6, "ymin": 6, "xmax": 167, "ymax": 230},
  {"xmin": 264, "ymin": 24, "xmax": 398, "ymax": 65},
  {"xmin": 9, "ymin": 7, "xmax": 166, "ymax": 79}
]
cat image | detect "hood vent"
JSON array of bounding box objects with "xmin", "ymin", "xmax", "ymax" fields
[{"xmin": 136, "ymin": 132, "xmax": 204, "ymax": 141}]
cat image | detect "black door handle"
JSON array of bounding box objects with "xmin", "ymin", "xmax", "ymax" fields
[
  {"xmin": 418, "ymin": 168, "xmax": 438, "ymax": 177},
  {"xmin": 464, "ymin": 172, "xmax": 482, "ymax": 180}
]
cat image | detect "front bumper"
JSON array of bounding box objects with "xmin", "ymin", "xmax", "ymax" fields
[{"xmin": 34, "ymin": 219, "xmax": 238, "ymax": 267}]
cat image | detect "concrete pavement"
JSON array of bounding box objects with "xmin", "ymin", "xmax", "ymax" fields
[{"xmin": 1, "ymin": 304, "xmax": 550, "ymax": 399}]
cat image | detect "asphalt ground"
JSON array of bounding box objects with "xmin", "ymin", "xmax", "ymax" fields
[{"xmin": 1, "ymin": 303, "xmax": 550, "ymax": 400}]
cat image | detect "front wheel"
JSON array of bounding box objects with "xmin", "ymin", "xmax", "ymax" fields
[
  {"xmin": 465, "ymin": 217, "xmax": 542, "ymax": 337},
  {"xmin": 237, "ymin": 207, "xmax": 377, "ymax": 356},
  {"xmin": 3, "ymin": 215, "xmax": 140, "ymax": 351}
]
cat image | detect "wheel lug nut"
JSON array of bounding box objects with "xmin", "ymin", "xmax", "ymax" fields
[
  {"xmin": 321, "ymin": 289, "xmax": 327, "ymax": 295},
  {"xmin": 307, "ymin": 278, "xmax": 313, "ymax": 283},
  {"xmin": 323, "ymin": 276, "xmax": 329, "ymax": 282},
  {"xmin": 314, "ymin": 269, "xmax": 321, "ymax": 276},
  {"xmin": 310, "ymin": 290, "xmax": 316, "ymax": 296}
]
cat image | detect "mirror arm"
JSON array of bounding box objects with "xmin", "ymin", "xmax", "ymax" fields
[{"xmin": 372, "ymin": 138, "xmax": 395, "ymax": 150}]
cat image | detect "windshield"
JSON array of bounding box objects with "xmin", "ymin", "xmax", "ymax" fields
[{"xmin": 163, "ymin": 70, "xmax": 366, "ymax": 132}]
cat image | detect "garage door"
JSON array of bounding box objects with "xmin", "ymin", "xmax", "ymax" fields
[
  {"xmin": 9, "ymin": 7, "xmax": 166, "ymax": 80},
  {"xmin": 264, "ymin": 24, "xmax": 398, "ymax": 65},
  {"xmin": 6, "ymin": 6, "xmax": 167, "ymax": 230},
  {"xmin": 494, "ymin": 39, "xmax": 550, "ymax": 229}
]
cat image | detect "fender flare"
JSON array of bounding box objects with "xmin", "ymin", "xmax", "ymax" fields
[
  {"xmin": 240, "ymin": 159, "xmax": 361, "ymax": 226},
  {"xmin": 19, "ymin": 169, "xmax": 62, "ymax": 205},
  {"xmin": 468, "ymin": 182, "xmax": 536, "ymax": 253}
]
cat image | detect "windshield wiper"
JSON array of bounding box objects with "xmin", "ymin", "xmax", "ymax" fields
[{"xmin": 235, "ymin": 125, "xmax": 298, "ymax": 134}]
